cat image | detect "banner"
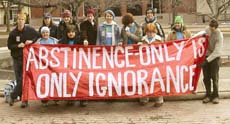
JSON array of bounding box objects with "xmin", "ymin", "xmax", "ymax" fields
[{"xmin": 22, "ymin": 36, "xmax": 208, "ymax": 100}]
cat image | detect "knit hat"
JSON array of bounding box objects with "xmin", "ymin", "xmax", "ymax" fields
[
  {"xmin": 41, "ymin": 26, "xmax": 50, "ymax": 33},
  {"xmin": 174, "ymin": 16, "xmax": 184, "ymax": 25},
  {"xmin": 62, "ymin": 10, "xmax": 72, "ymax": 18},
  {"xmin": 104, "ymin": 10, "xmax": 115, "ymax": 19},
  {"xmin": 43, "ymin": 13, "xmax": 52, "ymax": 19},
  {"xmin": 146, "ymin": 8, "xmax": 155, "ymax": 15},
  {"xmin": 86, "ymin": 9, "xmax": 95, "ymax": 16}
]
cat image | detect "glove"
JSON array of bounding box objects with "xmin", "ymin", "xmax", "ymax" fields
[{"xmin": 198, "ymin": 59, "xmax": 208, "ymax": 67}]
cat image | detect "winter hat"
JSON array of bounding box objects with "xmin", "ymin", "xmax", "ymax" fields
[
  {"xmin": 41, "ymin": 26, "xmax": 50, "ymax": 33},
  {"xmin": 104, "ymin": 10, "xmax": 115, "ymax": 19},
  {"xmin": 62, "ymin": 10, "xmax": 72, "ymax": 18},
  {"xmin": 43, "ymin": 13, "xmax": 52, "ymax": 19},
  {"xmin": 146, "ymin": 8, "xmax": 155, "ymax": 15},
  {"xmin": 174, "ymin": 16, "xmax": 184, "ymax": 25},
  {"xmin": 86, "ymin": 9, "xmax": 95, "ymax": 16}
]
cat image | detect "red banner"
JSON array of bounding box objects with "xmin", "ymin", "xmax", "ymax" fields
[{"xmin": 22, "ymin": 36, "xmax": 208, "ymax": 101}]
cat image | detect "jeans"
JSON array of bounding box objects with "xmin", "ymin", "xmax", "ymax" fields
[
  {"xmin": 202, "ymin": 57, "xmax": 220, "ymax": 98},
  {"xmin": 11, "ymin": 57, "xmax": 23, "ymax": 99}
]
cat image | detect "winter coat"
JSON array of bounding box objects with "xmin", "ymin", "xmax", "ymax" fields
[
  {"xmin": 141, "ymin": 17, "xmax": 165, "ymax": 40},
  {"xmin": 7, "ymin": 25, "xmax": 39, "ymax": 58},
  {"xmin": 96, "ymin": 21, "xmax": 120, "ymax": 45},
  {"xmin": 39, "ymin": 21, "xmax": 58, "ymax": 38},
  {"xmin": 80, "ymin": 19, "xmax": 98, "ymax": 45},
  {"xmin": 166, "ymin": 26, "xmax": 191, "ymax": 41},
  {"xmin": 121, "ymin": 22, "xmax": 143, "ymax": 44},
  {"xmin": 57, "ymin": 20, "xmax": 79, "ymax": 40}
]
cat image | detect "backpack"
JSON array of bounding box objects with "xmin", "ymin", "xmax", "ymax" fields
[{"xmin": 3, "ymin": 80, "xmax": 17, "ymax": 103}]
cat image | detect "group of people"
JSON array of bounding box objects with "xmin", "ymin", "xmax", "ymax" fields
[{"xmin": 7, "ymin": 7, "xmax": 223, "ymax": 108}]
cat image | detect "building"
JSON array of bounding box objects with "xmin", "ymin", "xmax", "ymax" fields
[
  {"xmin": 0, "ymin": 0, "xmax": 30, "ymax": 25},
  {"xmin": 1, "ymin": 0, "xmax": 230, "ymax": 26}
]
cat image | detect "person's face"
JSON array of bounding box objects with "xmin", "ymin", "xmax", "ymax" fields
[
  {"xmin": 146, "ymin": 31, "xmax": 155, "ymax": 37},
  {"xmin": 67, "ymin": 31, "xmax": 76, "ymax": 38},
  {"xmin": 41, "ymin": 31, "xmax": 50, "ymax": 40},
  {"xmin": 87, "ymin": 13, "xmax": 94, "ymax": 22},
  {"xmin": 17, "ymin": 17, "xmax": 26, "ymax": 27},
  {"xmin": 209, "ymin": 26, "xmax": 216, "ymax": 32},
  {"xmin": 146, "ymin": 11, "xmax": 154, "ymax": 19},
  {"xmin": 105, "ymin": 13, "xmax": 113, "ymax": 23},
  {"xmin": 175, "ymin": 23, "xmax": 182, "ymax": 30},
  {"xmin": 44, "ymin": 18, "xmax": 51, "ymax": 26},
  {"xmin": 63, "ymin": 17, "xmax": 71, "ymax": 23}
]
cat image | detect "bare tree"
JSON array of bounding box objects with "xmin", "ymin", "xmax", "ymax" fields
[
  {"xmin": 206, "ymin": 0, "xmax": 230, "ymax": 19},
  {"xmin": 7, "ymin": 0, "xmax": 85, "ymax": 22},
  {"xmin": 1, "ymin": 0, "xmax": 11, "ymax": 32},
  {"xmin": 83, "ymin": 0, "xmax": 120, "ymax": 24}
]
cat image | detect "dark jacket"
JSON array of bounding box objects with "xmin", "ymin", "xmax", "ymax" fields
[
  {"xmin": 58, "ymin": 32, "xmax": 82, "ymax": 45},
  {"xmin": 57, "ymin": 20, "xmax": 79, "ymax": 40},
  {"xmin": 142, "ymin": 17, "xmax": 165, "ymax": 40},
  {"xmin": 39, "ymin": 21, "xmax": 58, "ymax": 38},
  {"xmin": 80, "ymin": 20, "xmax": 98, "ymax": 45},
  {"xmin": 7, "ymin": 25, "xmax": 39, "ymax": 58}
]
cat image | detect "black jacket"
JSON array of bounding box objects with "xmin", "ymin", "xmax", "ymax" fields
[
  {"xmin": 7, "ymin": 25, "xmax": 39, "ymax": 58},
  {"xmin": 39, "ymin": 23, "xmax": 58, "ymax": 38},
  {"xmin": 58, "ymin": 36, "xmax": 82, "ymax": 45},
  {"xmin": 80, "ymin": 20, "xmax": 97, "ymax": 45},
  {"xmin": 57, "ymin": 20, "xmax": 79, "ymax": 39}
]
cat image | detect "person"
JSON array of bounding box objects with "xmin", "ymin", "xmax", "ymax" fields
[
  {"xmin": 120, "ymin": 13, "xmax": 142, "ymax": 45},
  {"xmin": 36, "ymin": 26, "xmax": 58, "ymax": 44},
  {"xmin": 199, "ymin": 19, "xmax": 223, "ymax": 104},
  {"xmin": 79, "ymin": 9, "xmax": 98, "ymax": 107},
  {"xmin": 138, "ymin": 23, "xmax": 164, "ymax": 107},
  {"xmin": 57, "ymin": 10, "xmax": 79, "ymax": 40},
  {"xmin": 58, "ymin": 25, "xmax": 83, "ymax": 106},
  {"xmin": 166, "ymin": 16, "xmax": 191, "ymax": 41},
  {"xmin": 58, "ymin": 25, "xmax": 82, "ymax": 45},
  {"xmin": 80, "ymin": 8, "xmax": 98, "ymax": 46},
  {"xmin": 141, "ymin": 23, "xmax": 162, "ymax": 44},
  {"xmin": 39, "ymin": 13, "xmax": 58, "ymax": 38},
  {"xmin": 141, "ymin": 8, "xmax": 165, "ymax": 40},
  {"xmin": 7, "ymin": 13, "xmax": 39, "ymax": 108},
  {"xmin": 36, "ymin": 26, "xmax": 58, "ymax": 106},
  {"xmin": 96, "ymin": 10, "xmax": 120, "ymax": 45}
]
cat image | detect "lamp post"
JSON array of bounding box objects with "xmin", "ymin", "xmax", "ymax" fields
[{"xmin": 2, "ymin": 0, "xmax": 10, "ymax": 32}]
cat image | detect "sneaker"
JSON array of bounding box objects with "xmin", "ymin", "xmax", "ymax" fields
[
  {"xmin": 202, "ymin": 97, "xmax": 211, "ymax": 103},
  {"xmin": 154, "ymin": 103, "xmax": 163, "ymax": 107},
  {"xmin": 212, "ymin": 97, "xmax": 219, "ymax": 104},
  {"xmin": 139, "ymin": 98, "xmax": 149, "ymax": 106},
  {"xmin": 20, "ymin": 101, "xmax": 28, "ymax": 108},
  {"xmin": 80, "ymin": 100, "xmax": 88, "ymax": 107}
]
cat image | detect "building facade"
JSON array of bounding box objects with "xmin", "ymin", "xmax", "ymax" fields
[{"xmin": 1, "ymin": 0, "xmax": 230, "ymax": 25}]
